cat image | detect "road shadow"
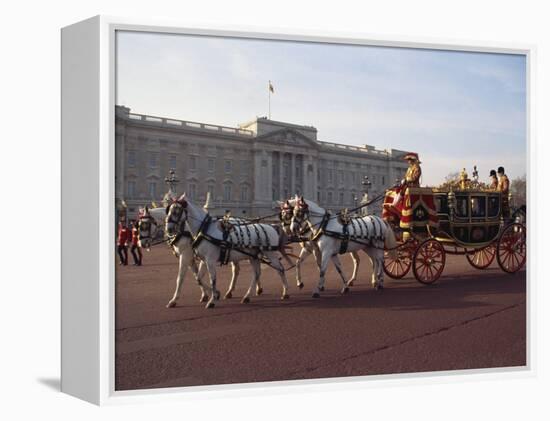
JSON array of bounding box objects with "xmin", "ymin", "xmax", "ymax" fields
[
  {"xmin": 219, "ymin": 270, "xmax": 527, "ymax": 313},
  {"xmin": 37, "ymin": 377, "xmax": 60, "ymax": 392}
]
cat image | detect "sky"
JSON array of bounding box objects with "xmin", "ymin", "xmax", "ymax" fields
[{"xmin": 116, "ymin": 31, "xmax": 527, "ymax": 186}]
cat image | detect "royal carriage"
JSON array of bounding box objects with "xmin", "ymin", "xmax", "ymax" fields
[{"xmin": 382, "ymin": 185, "xmax": 527, "ymax": 284}]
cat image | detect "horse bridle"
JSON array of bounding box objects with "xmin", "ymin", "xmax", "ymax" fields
[
  {"xmin": 166, "ymin": 200, "xmax": 188, "ymax": 235},
  {"xmin": 279, "ymin": 204, "xmax": 294, "ymax": 233},
  {"xmin": 291, "ymin": 202, "xmax": 312, "ymax": 237}
]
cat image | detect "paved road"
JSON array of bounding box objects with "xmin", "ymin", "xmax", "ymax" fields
[{"xmin": 115, "ymin": 244, "xmax": 526, "ymax": 391}]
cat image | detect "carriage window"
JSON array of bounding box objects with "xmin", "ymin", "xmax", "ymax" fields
[
  {"xmin": 488, "ymin": 196, "xmax": 500, "ymax": 217},
  {"xmin": 471, "ymin": 196, "xmax": 486, "ymax": 218},
  {"xmin": 435, "ymin": 195, "xmax": 448, "ymax": 214},
  {"xmin": 455, "ymin": 196, "xmax": 469, "ymax": 218}
]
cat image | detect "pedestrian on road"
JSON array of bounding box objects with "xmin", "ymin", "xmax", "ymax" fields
[
  {"xmin": 130, "ymin": 220, "xmax": 142, "ymax": 266},
  {"xmin": 117, "ymin": 221, "xmax": 130, "ymax": 265}
]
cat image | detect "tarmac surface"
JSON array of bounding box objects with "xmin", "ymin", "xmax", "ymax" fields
[{"xmin": 115, "ymin": 244, "xmax": 526, "ymax": 391}]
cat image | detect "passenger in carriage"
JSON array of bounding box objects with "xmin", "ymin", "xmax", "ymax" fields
[
  {"xmin": 497, "ymin": 166, "xmax": 511, "ymax": 218},
  {"xmin": 489, "ymin": 169, "xmax": 498, "ymax": 190}
]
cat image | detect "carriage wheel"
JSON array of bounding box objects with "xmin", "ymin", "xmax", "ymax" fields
[
  {"xmin": 497, "ymin": 223, "xmax": 526, "ymax": 273},
  {"xmin": 466, "ymin": 244, "xmax": 496, "ymax": 269},
  {"xmin": 413, "ymin": 239, "xmax": 446, "ymax": 285},
  {"xmin": 384, "ymin": 243, "xmax": 413, "ymax": 279}
]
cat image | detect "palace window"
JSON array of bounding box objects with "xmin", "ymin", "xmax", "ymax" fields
[
  {"xmin": 327, "ymin": 191, "xmax": 333, "ymax": 204},
  {"xmin": 207, "ymin": 184, "xmax": 215, "ymax": 198},
  {"xmin": 127, "ymin": 151, "xmax": 136, "ymax": 167},
  {"xmin": 339, "ymin": 192, "xmax": 344, "ymax": 204},
  {"xmin": 149, "ymin": 152, "xmax": 159, "ymax": 168},
  {"xmin": 168, "ymin": 154, "xmax": 177, "ymax": 170},
  {"xmin": 188, "ymin": 183, "xmax": 197, "ymax": 200},
  {"xmin": 283, "ymin": 163, "xmax": 290, "ymax": 179},
  {"xmin": 240, "ymin": 185, "xmax": 249, "ymax": 202},
  {"xmin": 225, "ymin": 160, "xmax": 232, "ymax": 173},
  {"xmin": 189, "ymin": 156, "xmax": 197, "ymax": 170},
  {"xmin": 338, "ymin": 170, "xmax": 344, "ymax": 184},
  {"xmin": 127, "ymin": 181, "xmax": 136, "ymax": 198},
  {"xmin": 148, "ymin": 182, "xmax": 157, "ymax": 199},
  {"xmin": 208, "ymin": 158, "xmax": 215, "ymax": 172},
  {"xmin": 223, "ymin": 184, "xmax": 232, "ymax": 201}
]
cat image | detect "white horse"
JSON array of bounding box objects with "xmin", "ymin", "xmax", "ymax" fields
[
  {"xmin": 166, "ymin": 194, "xmax": 291, "ymax": 309},
  {"xmin": 289, "ymin": 196, "xmax": 397, "ymax": 297},
  {"xmin": 278, "ymin": 199, "xmax": 362, "ymax": 289},
  {"xmin": 137, "ymin": 206, "xmax": 243, "ymax": 307}
]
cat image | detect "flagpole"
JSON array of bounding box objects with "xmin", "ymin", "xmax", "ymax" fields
[{"xmin": 268, "ymin": 80, "xmax": 271, "ymax": 119}]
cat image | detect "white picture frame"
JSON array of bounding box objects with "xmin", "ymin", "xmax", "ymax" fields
[{"xmin": 61, "ymin": 15, "xmax": 534, "ymax": 405}]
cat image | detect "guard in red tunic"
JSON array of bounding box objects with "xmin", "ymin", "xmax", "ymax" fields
[
  {"xmin": 117, "ymin": 221, "xmax": 130, "ymax": 265},
  {"xmin": 130, "ymin": 220, "xmax": 143, "ymax": 266}
]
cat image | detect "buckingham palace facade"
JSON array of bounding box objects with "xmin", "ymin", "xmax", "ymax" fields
[{"xmin": 116, "ymin": 105, "xmax": 410, "ymax": 217}]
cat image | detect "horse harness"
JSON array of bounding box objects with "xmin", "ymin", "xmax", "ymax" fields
[
  {"xmin": 305, "ymin": 211, "xmax": 386, "ymax": 254},
  {"xmin": 179, "ymin": 213, "xmax": 282, "ymax": 266}
]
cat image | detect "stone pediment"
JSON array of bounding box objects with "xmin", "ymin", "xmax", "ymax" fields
[{"xmin": 256, "ymin": 128, "xmax": 319, "ymax": 149}]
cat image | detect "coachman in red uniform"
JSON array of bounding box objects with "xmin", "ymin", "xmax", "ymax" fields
[{"xmin": 117, "ymin": 222, "xmax": 130, "ymax": 265}]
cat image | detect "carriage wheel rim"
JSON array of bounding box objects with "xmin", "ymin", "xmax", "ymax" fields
[
  {"xmin": 497, "ymin": 224, "xmax": 526, "ymax": 273},
  {"xmin": 384, "ymin": 247, "xmax": 412, "ymax": 279},
  {"xmin": 413, "ymin": 240, "xmax": 445, "ymax": 284},
  {"xmin": 467, "ymin": 245, "xmax": 496, "ymax": 269}
]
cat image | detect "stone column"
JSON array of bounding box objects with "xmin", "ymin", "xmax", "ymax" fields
[
  {"xmin": 290, "ymin": 153, "xmax": 296, "ymax": 195},
  {"xmin": 312, "ymin": 157, "xmax": 319, "ymax": 199},
  {"xmin": 279, "ymin": 153, "xmax": 284, "ymax": 199}
]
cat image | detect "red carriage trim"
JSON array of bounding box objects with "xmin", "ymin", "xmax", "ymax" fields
[
  {"xmin": 400, "ymin": 189, "xmax": 438, "ymax": 229},
  {"xmin": 382, "ymin": 187, "xmax": 438, "ymax": 229}
]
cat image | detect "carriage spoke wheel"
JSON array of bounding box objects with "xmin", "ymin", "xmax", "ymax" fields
[
  {"xmin": 497, "ymin": 223, "xmax": 526, "ymax": 273},
  {"xmin": 413, "ymin": 239, "xmax": 446, "ymax": 285},
  {"xmin": 384, "ymin": 243, "xmax": 413, "ymax": 279},
  {"xmin": 466, "ymin": 244, "xmax": 496, "ymax": 269}
]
